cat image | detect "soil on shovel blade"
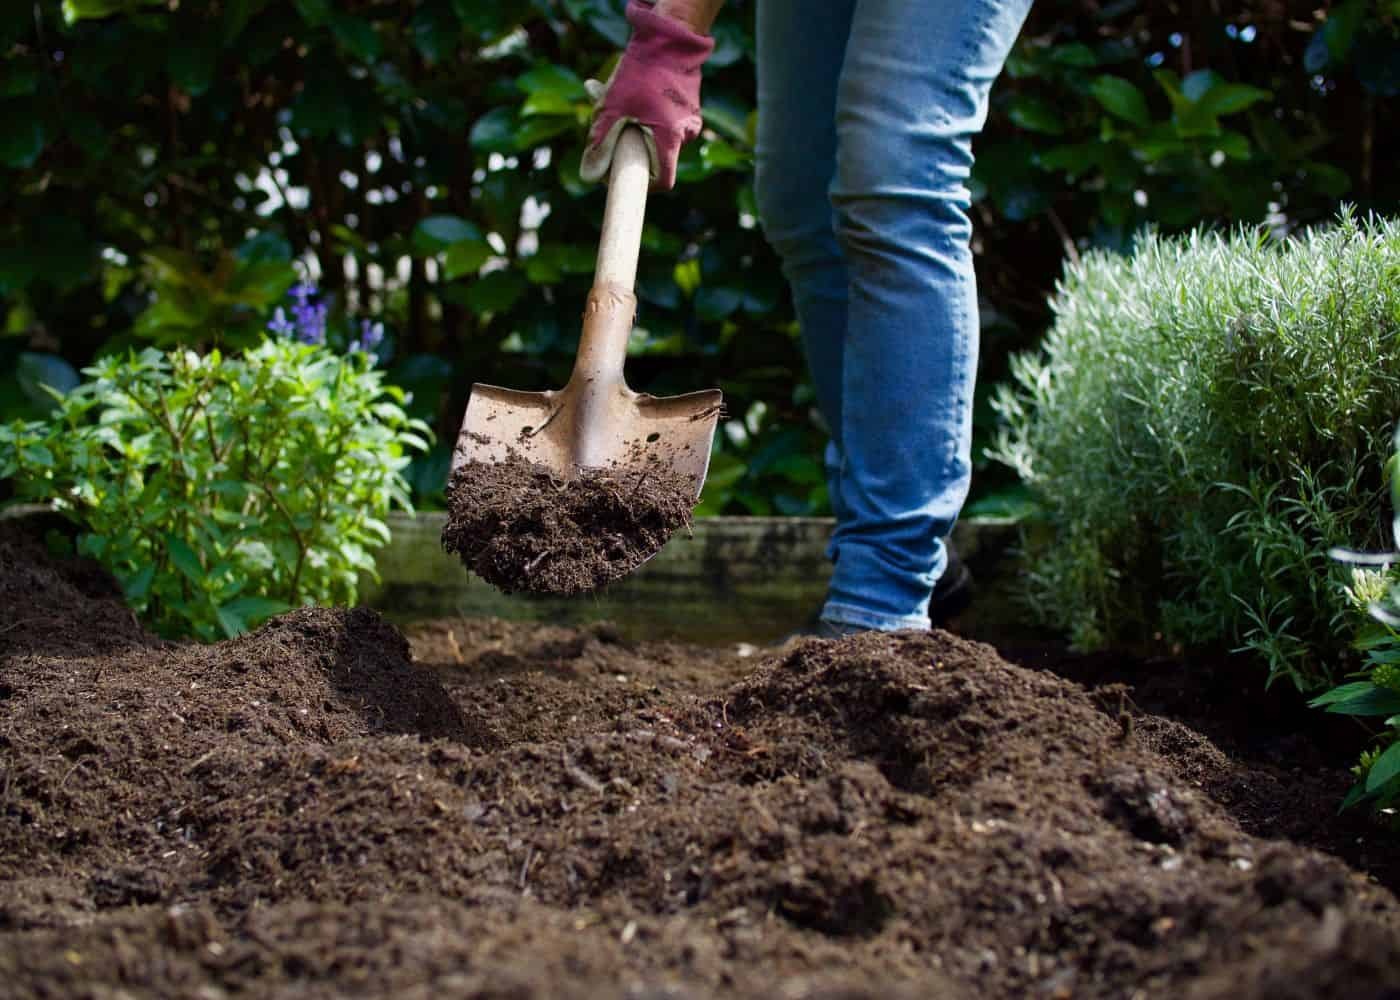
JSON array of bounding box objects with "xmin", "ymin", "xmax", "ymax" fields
[
  {"xmin": 3, "ymin": 518, "xmax": 1400, "ymax": 999},
  {"xmin": 442, "ymin": 456, "xmax": 696, "ymax": 595}
]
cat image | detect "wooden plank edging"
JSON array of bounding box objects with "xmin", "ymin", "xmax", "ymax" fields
[{"xmin": 362, "ymin": 513, "xmax": 1029, "ymax": 645}]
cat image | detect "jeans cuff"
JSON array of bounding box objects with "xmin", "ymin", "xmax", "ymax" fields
[{"xmin": 820, "ymin": 600, "xmax": 930, "ymax": 633}]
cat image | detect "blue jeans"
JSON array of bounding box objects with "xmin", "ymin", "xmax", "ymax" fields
[{"xmin": 754, "ymin": 0, "xmax": 1032, "ymax": 631}]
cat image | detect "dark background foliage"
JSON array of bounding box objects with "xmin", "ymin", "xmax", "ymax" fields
[{"xmin": 3, "ymin": 0, "xmax": 1398, "ymax": 514}]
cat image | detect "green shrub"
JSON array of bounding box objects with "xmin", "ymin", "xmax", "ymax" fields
[
  {"xmin": 989, "ymin": 210, "xmax": 1400, "ymax": 690},
  {"xmin": 0, "ymin": 338, "xmax": 428, "ymax": 640},
  {"xmin": 1312, "ymin": 425, "xmax": 1400, "ymax": 816}
]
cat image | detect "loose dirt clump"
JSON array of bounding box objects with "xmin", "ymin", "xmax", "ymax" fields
[
  {"xmin": 441, "ymin": 456, "xmax": 696, "ymax": 594},
  {"xmin": 3, "ymin": 522, "xmax": 1399, "ymax": 998}
]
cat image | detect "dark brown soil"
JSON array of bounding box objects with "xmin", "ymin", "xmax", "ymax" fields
[
  {"xmin": 442, "ymin": 457, "xmax": 696, "ymax": 595},
  {"xmin": 3, "ymin": 520, "xmax": 1399, "ymax": 998}
]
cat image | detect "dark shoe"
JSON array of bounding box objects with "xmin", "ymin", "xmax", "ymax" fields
[
  {"xmin": 929, "ymin": 541, "xmax": 973, "ymax": 626},
  {"xmin": 776, "ymin": 612, "xmax": 871, "ymax": 645},
  {"xmin": 780, "ymin": 542, "xmax": 974, "ymax": 644}
]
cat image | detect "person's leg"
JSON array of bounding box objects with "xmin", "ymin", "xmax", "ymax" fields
[
  {"xmin": 820, "ymin": 0, "xmax": 1032, "ymax": 631},
  {"xmin": 753, "ymin": 0, "xmax": 858, "ymax": 526}
]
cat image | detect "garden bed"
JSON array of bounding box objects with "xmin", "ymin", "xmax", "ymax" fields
[{"xmin": 3, "ymin": 519, "xmax": 1399, "ymax": 998}]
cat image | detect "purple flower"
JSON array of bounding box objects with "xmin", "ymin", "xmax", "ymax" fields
[
  {"xmin": 267, "ymin": 306, "xmax": 295, "ymax": 338},
  {"xmin": 361, "ymin": 319, "xmax": 384, "ymax": 351},
  {"xmin": 348, "ymin": 318, "xmax": 385, "ymax": 361},
  {"xmin": 289, "ymin": 282, "xmax": 315, "ymax": 308},
  {"xmin": 293, "ymin": 301, "xmax": 328, "ymax": 345}
]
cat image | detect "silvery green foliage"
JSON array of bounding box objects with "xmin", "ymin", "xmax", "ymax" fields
[
  {"xmin": 989, "ymin": 210, "xmax": 1400, "ymax": 690},
  {"xmin": 0, "ymin": 340, "xmax": 429, "ymax": 640}
]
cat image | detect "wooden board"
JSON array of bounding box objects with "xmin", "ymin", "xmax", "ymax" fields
[{"xmin": 361, "ymin": 514, "xmax": 1029, "ymax": 645}]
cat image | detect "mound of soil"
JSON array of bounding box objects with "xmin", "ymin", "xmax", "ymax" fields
[
  {"xmin": 3, "ymin": 522, "xmax": 1399, "ymax": 998},
  {"xmin": 442, "ymin": 457, "xmax": 696, "ymax": 595}
]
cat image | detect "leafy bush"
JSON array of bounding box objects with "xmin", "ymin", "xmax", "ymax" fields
[
  {"xmin": 989, "ymin": 210, "xmax": 1400, "ymax": 690},
  {"xmin": 0, "ymin": 336, "xmax": 428, "ymax": 640},
  {"xmin": 1312, "ymin": 425, "xmax": 1400, "ymax": 815}
]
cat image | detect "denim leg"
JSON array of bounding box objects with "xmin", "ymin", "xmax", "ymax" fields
[
  {"xmin": 753, "ymin": 0, "xmax": 858, "ymax": 527},
  {"xmin": 819, "ymin": 0, "xmax": 1032, "ymax": 631}
]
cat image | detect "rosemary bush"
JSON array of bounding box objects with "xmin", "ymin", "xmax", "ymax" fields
[
  {"xmin": 0, "ymin": 337, "xmax": 427, "ymax": 640},
  {"xmin": 990, "ymin": 210, "xmax": 1400, "ymax": 690}
]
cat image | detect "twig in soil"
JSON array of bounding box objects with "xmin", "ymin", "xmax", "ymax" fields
[
  {"xmin": 519, "ymin": 847, "xmax": 536, "ymax": 891},
  {"xmin": 629, "ymin": 470, "xmax": 650, "ymax": 498},
  {"xmin": 59, "ymin": 757, "xmax": 95, "ymax": 790},
  {"xmin": 446, "ymin": 629, "xmax": 465, "ymax": 665},
  {"xmin": 183, "ymin": 750, "xmax": 217, "ymax": 775},
  {"xmin": 562, "ymin": 752, "xmax": 605, "ymax": 794},
  {"xmin": 0, "ymin": 620, "xmax": 33, "ymax": 636},
  {"xmin": 524, "ymin": 549, "xmax": 554, "ymax": 575},
  {"xmin": 625, "ymin": 729, "xmax": 690, "ymax": 754}
]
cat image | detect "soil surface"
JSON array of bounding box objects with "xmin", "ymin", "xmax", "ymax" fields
[
  {"xmin": 442, "ymin": 457, "xmax": 696, "ymax": 595},
  {"xmin": 3, "ymin": 520, "xmax": 1400, "ymax": 998}
]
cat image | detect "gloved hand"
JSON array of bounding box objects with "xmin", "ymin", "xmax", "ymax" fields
[{"xmin": 580, "ymin": 0, "xmax": 714, "ymax": 192}]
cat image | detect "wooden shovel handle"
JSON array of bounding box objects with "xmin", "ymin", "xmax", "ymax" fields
[
  {"xmin": 569, "ymin": 127, "xmax": 651, "ymax": 390},
  {"xmin": 594, "ymin": 127, "xmax": 652, "ymax": 293}
]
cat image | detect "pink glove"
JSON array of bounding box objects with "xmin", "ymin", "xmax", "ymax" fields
[{"xmin": 580, "ymin": 0, "xmax": 714, "ymax": 191}]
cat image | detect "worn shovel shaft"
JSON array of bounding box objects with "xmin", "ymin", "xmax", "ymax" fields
[
  {"xmin": 568, "ymin": 129, "xmax": 651, "ymax": 392},
  {"xmin": 594, "ymin": 128, "xmax": 651, "ymax": 292},
  {"xmin": 565, "ymin": 128, "xmax": 652, "ymax": 468}
]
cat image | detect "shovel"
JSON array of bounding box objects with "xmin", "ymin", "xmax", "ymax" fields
[{"xmin": 449, "ymin": 127, "xmax": 723, "ymax": 497}]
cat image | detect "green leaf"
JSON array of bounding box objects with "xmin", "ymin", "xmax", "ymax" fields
[
  {"xmin": 1194, "ymin": 82, "xmax": 1271, "ymax": 118},
  {"xmin": 1318, "ymin": 684, "xmax": 1400, "ymax": 717},
  {"xmin": 1339, "ymin": 780, "xmax": 1374, "ymax": 813},
  {"xmin": 411, "ymin": 3, "xmax": 460, "ymax": 64},
  {"xmin": 1090, "ymin": 76, "xmax": 1151, "ymax": 128},
  {"xmin": 521, "ymin": 90, "xmax": 577, "ymax": 117},
  {"xmin": 700, "ymin": 139, "xmax": 749, "ymax": 171},
  {"xmin": 166, "ymin": 534, "xmax": 205, "ymax": 585},
  {"xmin": 444, "ymin": 240, "xmax": 493, "ymax": 280},
  {"xmin": 331, "ymin": 14, "xmax": 381, "ymax": 62},
  {"xmin": 1049, "ymin": 42, "xmax": 1098, "ymax": 68},
  {"xmin": 236, "ymin": 231, "xmax": 294, "ymax": 264},
  {"xmin": 412, "ymin": 215, "xmax": 484, "ymax": 254},
  {"xmin": 20, "ymin": 443, "xmax": 54, "ymax": 468},
  {"xmin": 292, "ymin": 0, "xmax": 330, "ymax": 26},
  {"xmin": 702, "ymin": 95, "xmax": 753, "ymax": 145},
  {"xmin": 463, "ymin": 270, "xmax": 526, "ymax": 315},
  {"xmin": 222, "ymin": 0, "xmax": 254, "ymax": 43},
  {"xmin": 17, "ymin": 352, "xmax": 80, "ymax": 409},
  {"xmin": 515, "ymin": 64, "xmax": 587, "ymax": 103},
  {"xmin": 1214, "ymin": 130, "xmax": 1252, "ymax": 161},
  {"xmin": 123, "ymin": 563, "xmax": 156, "ymax": 603},
  {"xmin": 1035, "ymin": 142, "xmax": 1104, "ymax": 177},
  {"xmin": 1367, "ymin": 742, "xmax": 1400, "ymax": 793},
  {"xmin": 61, "ymin": 0, "xmax": 163, "ymax": 23},
  {"xmin": 1310, "ymin": 681, "xmax": 1378, "ymax": 707},
  {"xmin": 0, "ymin": 105, "xmax": 45, "ymax": 169},
  {"xmin": 216, "ymin": 595, "xmax": 292, "ymax": 637},
  {"xmin": 1007, "ymin": 95, "xmax": 1066, "ymax": 135},
  {"xmin": 469, "ymin": 107, "xmax": 517, "ymax": 153},
  {"xmin": 696, "ymin": 286, "xmax": 743, "ymax": 322},
  {"xmin": 168, "ymin": 37, "xmax": 219, "ymax": 97},
  {"xmin": 512, "ymin": 115, "xmax": 575, "ymax": 150},
  {"xmin": 228, "ymin": 260, "xmax": 296, "ymax": 305}
]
